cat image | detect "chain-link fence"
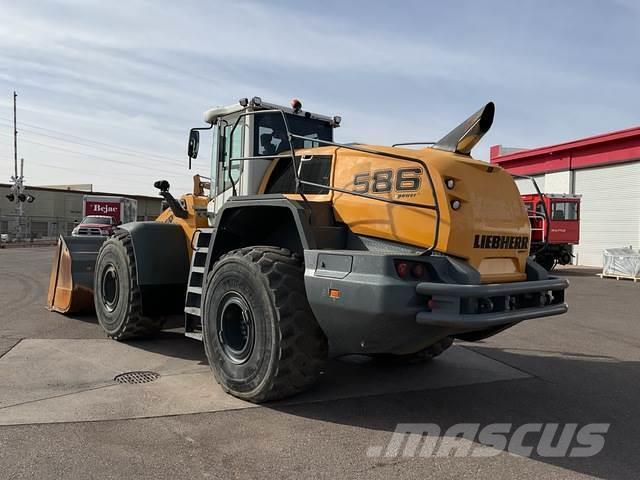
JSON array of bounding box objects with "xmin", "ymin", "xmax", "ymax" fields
[{"xmin": 0, "ymin": 214, "xmax": 75, "ymax": 242}]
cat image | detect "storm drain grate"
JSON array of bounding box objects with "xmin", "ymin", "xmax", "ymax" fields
[{"xmin": 114, "ymin": 371, "xmax": 160, "ymax": 384}]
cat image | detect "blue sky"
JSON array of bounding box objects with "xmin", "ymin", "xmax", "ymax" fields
[{"xmin": 0, "ymin": 0, "xmax": 638, "ymax": 196}]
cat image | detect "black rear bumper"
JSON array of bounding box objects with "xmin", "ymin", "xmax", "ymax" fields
[
  {"xmin": 415, "ymin": 277, "xmax": 569, "ymax": 329},
  {"xmin": 303, "ymin": 249, "xmax": 569, "ymax": 355}
]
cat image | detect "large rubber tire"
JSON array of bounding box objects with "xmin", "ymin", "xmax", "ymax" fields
[
  {"xmin": 373, "ymin": 337, "xmax": 453, "ymax": 365},
  {"xmin": 558, "ymin": 249, "xmax": 572, "ymax": 266},
  {"xmin": 202, "ymin": 246, "xmax": 328, "ymax": 403},
  {"xmin": 94, "ymin": 231, "xmax": 164, "ymax": 340},
  {"xmin": 535, "ymin": 253, "xmax": 556, "ymax": 272}
]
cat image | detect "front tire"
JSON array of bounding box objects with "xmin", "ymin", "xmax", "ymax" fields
[
  {"xmin": 202, "ymin": 246, "xmax": 328, "ymax": 403},
  {"xmin": 94, "ymin": 231, "xmax": 164, "ymax": 340}
]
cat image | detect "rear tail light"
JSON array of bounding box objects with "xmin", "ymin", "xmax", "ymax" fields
[
  {"xmin": 411, "ymin": 263, "xmax": 425, "ymax": 278},
  {"xmin": 394, "ymin": 260, "xmax": 427, "ymax": 280},
  {"xmin": 395, "ymin": 261, "xmax": 410, "ymax": 278}
]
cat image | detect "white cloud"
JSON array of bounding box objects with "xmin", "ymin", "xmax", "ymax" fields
[{"xmin": 0, "ymin": 0, "xmax": 638, "ymax": 195}]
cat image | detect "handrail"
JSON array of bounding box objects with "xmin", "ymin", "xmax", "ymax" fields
[
  {"xmin": 527, "ymin": 211, "xmax": 547, "ymax": 243},
  {"xmin": 511, "ymin": 173, "xmax": 550, "ymax": 254},
  {"xmin": 226, "ymin": 109, "xmax": 442, "ymax": 254},
  {"xmin": 391, "ymin": 142, "xmax": 435, "ymax": 147}
]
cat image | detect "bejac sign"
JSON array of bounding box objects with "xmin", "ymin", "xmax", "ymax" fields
[{"xmin": 85, "ymin": 201, "xmax": 121, "ymax": 220}]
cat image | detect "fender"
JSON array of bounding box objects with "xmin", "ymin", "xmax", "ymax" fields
[
  {"xmin": 118, "ymin": 221, "xmax": 190, "ymax": 315},
  {"xmin": 206, "ymin": 195, "xmax": 315, "ymax": 272},
  {"xmin": 118, "ymin": 221, "xmax": 190, "ymax": 285}
]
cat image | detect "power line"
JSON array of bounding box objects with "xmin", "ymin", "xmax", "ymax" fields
[
  {"xmin": 26, "ymin": 160, "xmax": 177, "ymax": 180},
  {"xmin": 0, "ymin": 114, "xmax": 187, "ymax": 163},
  {"xmin": 0, "ymin": 119, "xmax": 186, "ymax": 165},
  {"xmin": 2, "ymin": 124, "xmax": 184, "ymax": 165},
  {"xmin": 0, "ymin": 131, "xmax": 186, "ymax": 176},
  {"xmin": 0, "ymin": 136, "xmax": 195, "ymax": 193}
]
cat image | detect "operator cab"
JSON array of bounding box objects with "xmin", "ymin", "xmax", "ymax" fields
[
  {"xmin": 522, "ymin": 193, "xmax": 581, "ymax": 244},
  {"xmin": 187, "ymin": 97, "xmax": 341, "ymax": 221}
]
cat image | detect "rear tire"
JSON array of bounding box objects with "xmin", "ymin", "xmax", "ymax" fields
[
  {"xmin": 372, "ymin": 337, "xmax": 453, "ymax": 365},
  {"xmin": 94, "ymin": 231, "xmax": 164, "ymax": 340},
  {"xmin": 202, "ymin": 246, "xmax": 328, "ymax": 403}
]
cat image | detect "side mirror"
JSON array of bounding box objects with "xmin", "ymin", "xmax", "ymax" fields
[{"xmin": 188, "ymin": 129, "xmax": 200, "ymax": 159}]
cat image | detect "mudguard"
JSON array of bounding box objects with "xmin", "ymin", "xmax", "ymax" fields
[
  {"xmin": 117, "ymin": 222, "xmax": 191, "ymax": 316},
  {"xmin": 118, "ymin": 221, "xmax": 190, "ymax": 286}
]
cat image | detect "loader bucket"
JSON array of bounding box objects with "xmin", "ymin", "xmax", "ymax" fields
[{"xmin": 46, "ymin": 235, "xmax": 106, "ymax": 314}]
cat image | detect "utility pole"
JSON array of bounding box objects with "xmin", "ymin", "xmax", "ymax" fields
[
  {"xmin": 3, "ymin": 92, "xmax": 35, "ymax": 242},
  {"xmin": 13, "ymin": 91, "xmax": 18, "ymax": 181},
  {"xmin": 12, "ymin": 91, "xmax": 23, "ymax": 240}
]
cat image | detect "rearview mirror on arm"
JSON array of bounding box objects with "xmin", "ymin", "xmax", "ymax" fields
[{"xmin": 188, "ymin": 129, "xmax": 200, "ymax": 159}]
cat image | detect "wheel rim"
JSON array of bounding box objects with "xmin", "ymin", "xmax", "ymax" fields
[
  {"xmin": 216, "ymin": 291, "xmax": 255, "ymax": 364},
  {"xmin": 101, "ymin": 265, "xmax": 119, "ymax": 312}
]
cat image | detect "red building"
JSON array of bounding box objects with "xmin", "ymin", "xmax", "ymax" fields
[{"xmin": 490, "ymin": 126, "xmax": 640, "ymax": 267}]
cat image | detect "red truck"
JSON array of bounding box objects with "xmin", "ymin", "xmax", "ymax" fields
[
  {"xmin": 522, "ymin": 193, "xmax": 581, "ymax": 270},
  {"xmin": 72, "ymin": 195, "xmax": 137, "ymax": 236}
]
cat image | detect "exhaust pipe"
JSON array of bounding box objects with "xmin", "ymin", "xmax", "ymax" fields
[{"xmin": 432, "ymin": 102, "xmax": 495, "ymax": 155}]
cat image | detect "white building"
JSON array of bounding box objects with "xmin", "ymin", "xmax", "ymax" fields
[{"xmin": 490, "ymin": 126, "xmax": 640, "ymax": 267}]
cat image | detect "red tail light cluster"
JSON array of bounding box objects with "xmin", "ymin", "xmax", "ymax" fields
[{"xmin": 394, "ymin": 260, "xmax": 428, "ymax": 280}]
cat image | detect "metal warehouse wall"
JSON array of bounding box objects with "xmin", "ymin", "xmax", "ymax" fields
[
  {"xmin": 514, "ymin": 175, "xmax": 545, "ymax": 194},
  {"xmin": 0, "ymin": 184, "xmax": 163, "ymax": 239},
  {"xmin": 573, "ymin": 163, "xmax": 640, "ymax": 266}
]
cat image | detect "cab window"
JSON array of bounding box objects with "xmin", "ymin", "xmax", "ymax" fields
[
  {"xmin": 254, "ymin": 112, "xmax": 332, "ymax": 156},
  {"xmin": 219, "ymin": 120, "xmax": 244, "ymax": 192},
  {"xmin": 551, "ymin": 201, "xmax": 579, "ymax": 220},
  {"xmin": 264, "ymin": 155, "xmax": 332, "ymax": 195}
]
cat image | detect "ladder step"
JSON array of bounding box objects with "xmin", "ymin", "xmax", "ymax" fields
[
  {"xmin": 185, "ymin": 228, "xmax": 212, "ymax": 343},
  {"xmin": 184, "ymin": 306, "xmax": 201, "ymax": 316}
]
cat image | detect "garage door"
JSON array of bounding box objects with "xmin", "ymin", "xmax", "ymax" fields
[{"xmin": 573, "ymin": 162, "xmax": 640, "ymax": 267}]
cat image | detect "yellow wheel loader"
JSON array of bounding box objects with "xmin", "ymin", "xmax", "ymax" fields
[{"xmin": 48, "ymin": 97, "xmax": 568, "ymax": 402}]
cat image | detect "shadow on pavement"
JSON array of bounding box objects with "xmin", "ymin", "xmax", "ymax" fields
[
  {"xmin": 127, "ymin": 331, "xmax": 208, "ymax": 364},
  {"xmin": 269, "ymin": 346, "xmax": 639, "ymax": 480},
  {"xmin": 553, "ymin": 267, "xmax": 600, "ymax": 278},
  {"xmin": 62, "ymin": 311, "xmax": 100, "ymax": 325}
]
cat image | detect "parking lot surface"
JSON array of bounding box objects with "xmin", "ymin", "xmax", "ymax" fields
[{"xmin": 1, "ymin": 247, "xmax": 639, "ymax": 479}]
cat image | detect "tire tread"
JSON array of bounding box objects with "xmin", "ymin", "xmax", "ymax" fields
[
  {"xmin": 206, "ymin": 246, "xmax": 327, "ymax": 402},
  {"xmin": 97, "ymin": 230, "xmax": 164, "ymax": 340}
]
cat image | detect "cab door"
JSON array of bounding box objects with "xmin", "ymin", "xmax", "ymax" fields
[
  {"xmin": 212, "ymin": 117, "xmax": 246, "ymax": 215},
  {"xmin": 549, "ymin": 200, "xmax": 580, "ymax": 244}
]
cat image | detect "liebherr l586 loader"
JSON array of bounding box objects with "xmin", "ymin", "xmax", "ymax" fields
[{"xmin": 48, "ymin": 97, "xmax": 568, "ymax": 402}]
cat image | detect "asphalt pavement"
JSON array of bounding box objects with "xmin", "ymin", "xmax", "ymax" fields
[{"xmin": 0, "ymin": 247, "xmax": 638, "ymax": 479}]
